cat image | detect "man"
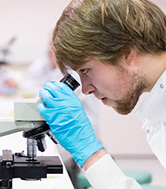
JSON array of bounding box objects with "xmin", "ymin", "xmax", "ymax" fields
[{"xmin": 37, "ymin": 0, "xmax": 166, "ymax": 188}]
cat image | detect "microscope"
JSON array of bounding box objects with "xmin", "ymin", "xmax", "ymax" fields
[
  {"xmin": 0, "ymin": 74, "xmax": 80, "ymax": 188},
  {"xmin": 0, "ymin": 37, "xmax": 17, "ymax": 65}
]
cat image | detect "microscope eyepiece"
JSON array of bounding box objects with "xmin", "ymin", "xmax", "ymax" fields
[{"xmin": 60, "ymin": 73, "xmax": 80, "ymax": 91}]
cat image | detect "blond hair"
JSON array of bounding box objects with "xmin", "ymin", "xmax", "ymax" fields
[{"xmin": 53, "ymin": 0, "xmax": 166, "ymax": 73}]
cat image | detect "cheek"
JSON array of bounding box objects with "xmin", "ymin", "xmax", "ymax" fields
[
  {"xmin": 94, "ymin": 71, "xmax": 121, "ymax": 94},
  {"xmin": 95, "ymin": 80, "xmax": 116, "ymax": 96},
  {"xmin": 101, "ymin": 79, "xmax": 130, "ymax": 99}
]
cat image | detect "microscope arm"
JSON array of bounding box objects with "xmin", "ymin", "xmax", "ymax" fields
[
  {"xmin": 0, "ymin": 97, "xmax": 45, "ymax": 137},
  {"xmin": 13, "ymin": 97, "xmax": 45, "ymax": 121},
  {"xmin": 0, "ymin": 119, "xmax": 44, "ymax": 137}
]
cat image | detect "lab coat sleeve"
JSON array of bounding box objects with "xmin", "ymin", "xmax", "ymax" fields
[{"xmin": 84, "ymin": 154, "xmax": 142, "ymax": 189}]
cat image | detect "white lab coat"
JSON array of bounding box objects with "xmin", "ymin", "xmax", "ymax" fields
[
  {"xmin": 84, "ymin": 154, "xmax": 142, "ymax": 189},
  {"xmin": 84, "ymin": 71, "xmax": 166, "ymax": 188},
  {"xmin": 137, "ymin": 70, "xmax": 166, "ymax": 170}
]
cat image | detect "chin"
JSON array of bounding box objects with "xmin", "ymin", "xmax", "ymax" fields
[
  {"xmin": 102, "ymin": 96, "xmax": 139, "ymax": 115},
  {"xmin": 105, "ymin": 100, "xmax": 136, "ymax": 115},
  {"xmin": 115, "ymin": 108, "xmax": 133, "ymax": 115},
  {"xmin": 114, "ymin": 100, "xmax": 138, "ymax": 115}
]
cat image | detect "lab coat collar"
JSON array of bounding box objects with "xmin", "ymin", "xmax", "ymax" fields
[{"xmin": 137, "ymin": 70, "xmax": 166, "ymax": 124}]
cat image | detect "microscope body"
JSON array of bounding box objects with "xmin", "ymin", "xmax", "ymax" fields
[
  {"xmin": 0, "ymin": 97, "xmax": 63, "ymax": 189},
  {"xmin": 0, "ymin": 74, "xmax": 80, "ymax": 188}
]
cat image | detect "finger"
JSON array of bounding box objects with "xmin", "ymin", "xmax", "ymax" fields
[
  {"xmin": 44, "ymin": 81, "xmax": 73, "ymax": 98},
  {"xmin": 39, "ymin": 88, "xmax": 57, "ymax": 108},
  {"xmin": 37, "ymin": 103, "xmax": 47, "ymax": 116}
]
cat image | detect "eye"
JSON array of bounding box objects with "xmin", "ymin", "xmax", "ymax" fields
[{"xmin": 80, "ymin": 68, "xmax": 89, "ymax": 75}]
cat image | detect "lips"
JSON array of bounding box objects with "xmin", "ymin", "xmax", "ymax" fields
[
  {"xmin": 95, "ymin": 96, "xmax": 105, "ymax": 101},
  {"xmin": 94, "ymin": 94, "xmax": 108, "ymax": 103}
]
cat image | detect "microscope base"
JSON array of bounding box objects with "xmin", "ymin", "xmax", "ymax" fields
[{"xmin": 0, "ymin": 150, "xmax": 63, "ymax": 189}]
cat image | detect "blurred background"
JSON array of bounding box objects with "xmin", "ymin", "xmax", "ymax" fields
[
  {"xmin": 0, "ymin": 0, "xmax": 70, "ymax": 63},
  {"xmin": 0, "ymin": 0, "xmax": 165, "ymax": 188}
]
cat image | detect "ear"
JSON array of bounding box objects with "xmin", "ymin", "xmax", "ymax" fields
[{"xmin": 124, "ymin": 48, "xmax": 137, "ymax": 66}]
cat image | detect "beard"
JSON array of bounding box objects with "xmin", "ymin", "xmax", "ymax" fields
[
  {"xmin": 111, "ymin": 71, "xmax": 147, "ymax": 115},
  {"xmin": 114, "ymin": 83, "xmax": 146, "ymax": 115}
]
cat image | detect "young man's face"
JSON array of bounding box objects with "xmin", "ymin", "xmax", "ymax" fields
[{"xmin": 77, "ymin": 59, "xmax": 147, "ymax": 115}]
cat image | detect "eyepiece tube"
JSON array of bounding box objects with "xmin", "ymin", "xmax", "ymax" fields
[{"xmin": 60, "ymin": 73, "xmax": 80, "ymax": 91}]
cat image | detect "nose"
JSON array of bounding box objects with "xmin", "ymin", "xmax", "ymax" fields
[{"xmin": 81, "ymin": 78, "xmax": 95, "ymax": 95}]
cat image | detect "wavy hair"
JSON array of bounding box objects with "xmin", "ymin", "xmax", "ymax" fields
[{"xmin": 53, "ymin": 0, "xmax": 166, "ymax": 73}]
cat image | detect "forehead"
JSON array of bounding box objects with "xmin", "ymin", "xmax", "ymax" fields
[{"xmin": 77, "ymin": 59, "xmax": 114, "ymax": 70}]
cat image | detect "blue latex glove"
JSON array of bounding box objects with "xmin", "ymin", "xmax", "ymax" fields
[{"xmin": 37, "ymin": 81, "xmax": 103, "ymax": 167}]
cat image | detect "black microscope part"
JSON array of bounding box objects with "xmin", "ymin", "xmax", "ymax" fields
[
  {"xmin": 60, "ymin": 74, "xmax": 80, "ymax": 91},
  {"xmin": 0, "ymin": 150, "xmax": 63, "ymax": 188}
]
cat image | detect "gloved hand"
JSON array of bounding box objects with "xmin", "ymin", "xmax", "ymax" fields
[{"xmin": 37, "ymin": 81, "xmax": 103, "ymax": 167}]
